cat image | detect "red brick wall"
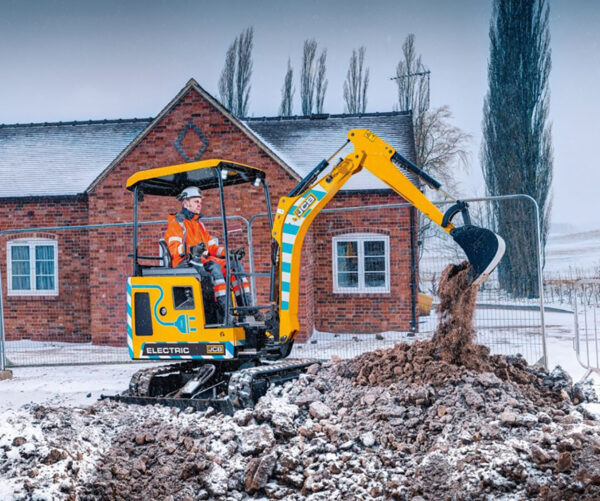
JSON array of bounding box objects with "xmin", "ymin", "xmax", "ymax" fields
[
  {"xmin": 0, "ymin": 197, "xmax": 90, "ymax": 342},
  {"xmin": 312, "ymin": 191, "xmax": 416, "ymax": 333},
  {"xmin": 0, "ymin": 86, "xmax": 416, "ymax": 347}
]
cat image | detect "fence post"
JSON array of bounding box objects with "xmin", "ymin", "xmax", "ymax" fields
[
  {"xmin": 0, "ymin": 266, "xmax": 6, "ymax": 371},
  {"xmin": 531, "ymin": 196, "xmax": 548, "ymax": 368}
]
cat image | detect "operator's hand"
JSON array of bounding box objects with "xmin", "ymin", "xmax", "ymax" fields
[
  {"xmin": 189, "ymin": 242, "xmax": 207, "ymax": 259},
  {"xmin": 230, "ymin": 246, "xmax": 245, "ymax": 260}
]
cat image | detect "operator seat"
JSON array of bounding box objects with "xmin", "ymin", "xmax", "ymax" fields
[{"xmin": 158, "ymin": 239, "xmax": 171, "ymax": 268}]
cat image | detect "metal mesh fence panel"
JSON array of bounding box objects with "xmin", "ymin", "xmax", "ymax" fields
[
  {"xmin": 1, "ymin": 224, "xmax": 129, "ymax": 367},
  {"xmin": 0, "ymin": 217, "xmax": 249, "ymax": 367},
  {"xmin": 289, "ymin": 197, "xmax": 547, "ymax": 365},
  {"xmin": 419, "ymin": 197, "xmax": 546, "ymax": 366},
  {"xmin": 573, "ymin": 280, "xmax": 600, "ymax": 380},
  {"xmin": 1, "ymin": 196, "xmax": 546, "ymax": 368}
]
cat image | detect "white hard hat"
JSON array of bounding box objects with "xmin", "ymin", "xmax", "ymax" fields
[{"xmin": 178, "ymin": 186, "xmax": 203, "ymax": 201}]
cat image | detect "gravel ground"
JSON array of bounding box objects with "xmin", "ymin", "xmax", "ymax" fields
[{"xmin": 1, "ymin": 264, "xmax": 599, "ymax": 500}]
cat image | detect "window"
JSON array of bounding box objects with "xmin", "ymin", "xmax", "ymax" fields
[
  {"xmin": 332, "ymin": 234, "xmax": 390, "ymax": 293},
  {"xmin": 7, "ymin": 239, "xmax": 58, "ymax": 296}
]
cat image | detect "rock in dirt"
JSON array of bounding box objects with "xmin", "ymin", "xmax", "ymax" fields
[{"xmin": 245, "ymin": 452, "xmax": 277, "ymax": 493}]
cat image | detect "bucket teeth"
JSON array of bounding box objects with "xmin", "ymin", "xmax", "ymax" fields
[{"xmin": 451, "ymin": 226, "xmax": 506, "ymax": 286}]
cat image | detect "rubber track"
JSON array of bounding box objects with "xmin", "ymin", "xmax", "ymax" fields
[
  {"xmin": 228, "ymin": 359, "xmax": 317, "ymax": 408},
  {"xmin": 106, "ymin": 359, "xmax": 317, "ymax": 414},
  {"xmin": 128, "ymin": 361, "xmax": 198, "ymax": 396},
  {"xmin": 102, "ymin": 394, "xmax": 234, "ymax": 415}
]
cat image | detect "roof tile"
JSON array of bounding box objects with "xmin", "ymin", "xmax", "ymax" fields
[{"xmin": 0, "ymin": 119, "xmax": 151, "ymax": 198}]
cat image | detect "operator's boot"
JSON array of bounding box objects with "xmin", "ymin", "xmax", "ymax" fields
[
  {"xmin": 244, "ymin": 293, "xmax": 263, "ymax": 321},
  {"xmin": 216, "ymin": 294, "xmax": 228, "ymax": 323},
  {"xmin": 234, "ymin": 290, "xmax": 263, "ymax": 322}
]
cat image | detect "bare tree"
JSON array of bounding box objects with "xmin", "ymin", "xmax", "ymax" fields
[
  {"xmin": 218, "ymin": 27, "xmax": 253, "ymax": 117},
  {"xmin": 218, "ymin": 39, "xmax": 237, "ymax": 112},
  {"xmin": 482, "ymin": 0, "xmax": 553, "ymax": 297},
  {"xmin": 414, "ymin": 107, "xmax": 471, "ymax": 260},
  {"xmin": 315, "ymin": 50, "xmax": 328, "ymax": 114},
  {"xmin": 395, "ymin": 34, "xmax": 430, "ymax": 163},
  {"xmin": 300, "ymin": 39, "xmax": 317, "ymax": 115},
  {"xmin": 299, "ymin": 39, "xmax": 328, "ymax": 115},
  {"xmin": 394, "ymin": 35, "xmax": 471, "ymax": 261},
  {"xmin": 395, "ymin": 34, "xmax": 470, "ymax": 187},
  {"xmin": 279, "ymin": 59, "xmax": 294, "ymax": 116},
  {"xmin": 235, "ymin": 27, "xmax": 253, "ymax": 117},
  {"xmin": 415, "ymin": 106, "xmax": 471, "ymax": 192},
  {"xmin": 343, "ymin": 46, "xmax": 369, "ymax": 114},
  {"xmin": 395, "ymin": 34, "xmax": 429, "ymax": 114}
]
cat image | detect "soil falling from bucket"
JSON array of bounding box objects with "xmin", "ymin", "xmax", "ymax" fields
[{"xmin": 432, "ymin": 260, "xmax": 489, "ymax": 369}]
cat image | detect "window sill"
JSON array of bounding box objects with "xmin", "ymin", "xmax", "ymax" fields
[
  {"xmin": 7, "ymin": 291, "xmax": 60, "ymax": 298},
  {"xmin": 333, "ymin": 289, "xmax": 390, "ymax": 295}
]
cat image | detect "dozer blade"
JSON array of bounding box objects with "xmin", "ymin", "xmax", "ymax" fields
[{"xmin": 451, "ymin": 225, "xmax": 506, "ymax": 286}]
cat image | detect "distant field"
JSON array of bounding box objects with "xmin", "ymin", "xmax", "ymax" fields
[
  {"xmin": 418, "ymin": 225, "xmax": 600, "ymax": 284},
  {"xmin": 545, "ymin": 227, "xmax": 600, "ymax": 277}
]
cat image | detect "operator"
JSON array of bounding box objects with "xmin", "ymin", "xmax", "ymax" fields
[{"xmin": 164, "ymin": 186, "xmax": 256, "ymax": 321}]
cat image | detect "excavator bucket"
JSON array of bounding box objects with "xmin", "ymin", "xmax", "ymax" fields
[{"xmin": 451, "ymin": 225, "xmax": 506, "ymax": 286}]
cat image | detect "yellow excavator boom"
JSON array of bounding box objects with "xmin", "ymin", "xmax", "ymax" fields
[{"xmin": 272, "ymin": 129, "xmax": 505, "ymax": 345}]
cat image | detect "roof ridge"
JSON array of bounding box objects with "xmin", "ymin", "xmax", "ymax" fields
[
  {"xmin": 0, "ymin": 117, "xmax": 154, "ymax": 128},
  {"xmin": 243, "ymin": 110, "xmax": 411, "ymax": 122}
]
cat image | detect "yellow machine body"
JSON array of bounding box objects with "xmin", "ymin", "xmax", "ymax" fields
[{"xmin": 127, "ymin": 275, "xmax": 246, "ymax": 360}]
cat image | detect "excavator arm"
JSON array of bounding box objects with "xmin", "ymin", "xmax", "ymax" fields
[{"xmin": 271, "ymin": 129, "xmax": 505, "ymax": 345}]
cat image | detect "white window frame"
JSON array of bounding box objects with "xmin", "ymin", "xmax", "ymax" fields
[
  {"xmin": 332, "ymin": 233, "xmax": 390, "ymax": 294},
  {"xmin": 7, "ymin": 238, "xmax": 59, "ymax": 297}
]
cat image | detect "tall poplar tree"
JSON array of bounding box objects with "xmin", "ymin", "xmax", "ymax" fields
[
  {"xmin": 343, "ymin": 46, "xmax": 369, "ymax": 114},
  {"xmin": 218, "ymin": 27, "xmax": 254, "ymax": 117},
  {"xmin": 279, "ymin": 59, "xmax": 294, "ymax": 116},
  {"xmin": 481, "ymin": 0, "xmax": 552, "ymax": 297}
]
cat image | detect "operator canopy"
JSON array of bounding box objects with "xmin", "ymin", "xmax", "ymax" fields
[{"xmin": 126, "ymin": 159, "xmax": 266, "ymax": 197}]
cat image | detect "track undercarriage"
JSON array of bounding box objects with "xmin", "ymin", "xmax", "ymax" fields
[{"xmin": 103, "ymin": 358, "xmax": 316, "ymax": 415}]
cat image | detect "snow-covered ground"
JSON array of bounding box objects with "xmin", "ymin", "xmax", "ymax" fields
[
  {"xmin": 0, "ymin": 294, "xmax": 599, "ymax": 500},
  {"xmin": 1, "ymin": 308, "xmax": 598, "ymax": 414},
  {"xmin": 0, "ymin": 362, "xmax": 157, "ymax": 411}
]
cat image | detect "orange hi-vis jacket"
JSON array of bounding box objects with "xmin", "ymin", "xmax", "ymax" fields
[{"xmin": 164, "ymin": 210, "xmax": 225, "ymax": 268}]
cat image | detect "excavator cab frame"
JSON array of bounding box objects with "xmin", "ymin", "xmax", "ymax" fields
[{"xmin": 125, "ymin": 159, "xmax": 284, "ymax": 362}]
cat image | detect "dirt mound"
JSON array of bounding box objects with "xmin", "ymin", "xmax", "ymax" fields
[
  {"xmin": 343, "ymin": 262, "xmax": 584, "ymax": 408},
  {"xmin": 2, "ymin": 359, "xmax": 599, "ymax": 500},
  {"xmin": 2, "ymin": 262, "xmax": 600, "ymax": 499},
  {"xmin": 82, "ymin": 363, "xmax": 600, "ymax": 500}
]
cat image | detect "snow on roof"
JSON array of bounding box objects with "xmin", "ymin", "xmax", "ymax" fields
[
  {"xmin": 243, "ymin": 112, "xmax": 417, "ymax": 190},
  {"xmin": 0, "ymin": 119, "xmax": 151, "ymax": 198},
  {"xmin": 0, "ymin": 111, "xmax": 416, "ymax": 200}
]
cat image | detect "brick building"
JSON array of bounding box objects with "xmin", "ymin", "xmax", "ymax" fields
[{"xmin": 0, "ymin": 79, "xmax": 418, "ymax": 345}]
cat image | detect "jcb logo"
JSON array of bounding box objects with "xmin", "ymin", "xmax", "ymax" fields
[
  {"xmin": 364, "ymin": 131, "xmax": 377, "ymax": 142},
  {"xmin": 294, "ymin": 194, "xmax": 317, "ymax": 218},
  {"xmin": 206, "ymin": 344, "xmax": 225, "ymax": 354}
]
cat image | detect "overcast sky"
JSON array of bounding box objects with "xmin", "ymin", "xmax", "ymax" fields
[{"xmin": 1, "ymin": 0, "xmax": 599, "ymax": 228}]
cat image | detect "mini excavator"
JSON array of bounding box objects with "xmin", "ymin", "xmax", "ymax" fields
[{"xmin": 111, "ymin": 129, "xmax": 505, "ymax": 414}]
